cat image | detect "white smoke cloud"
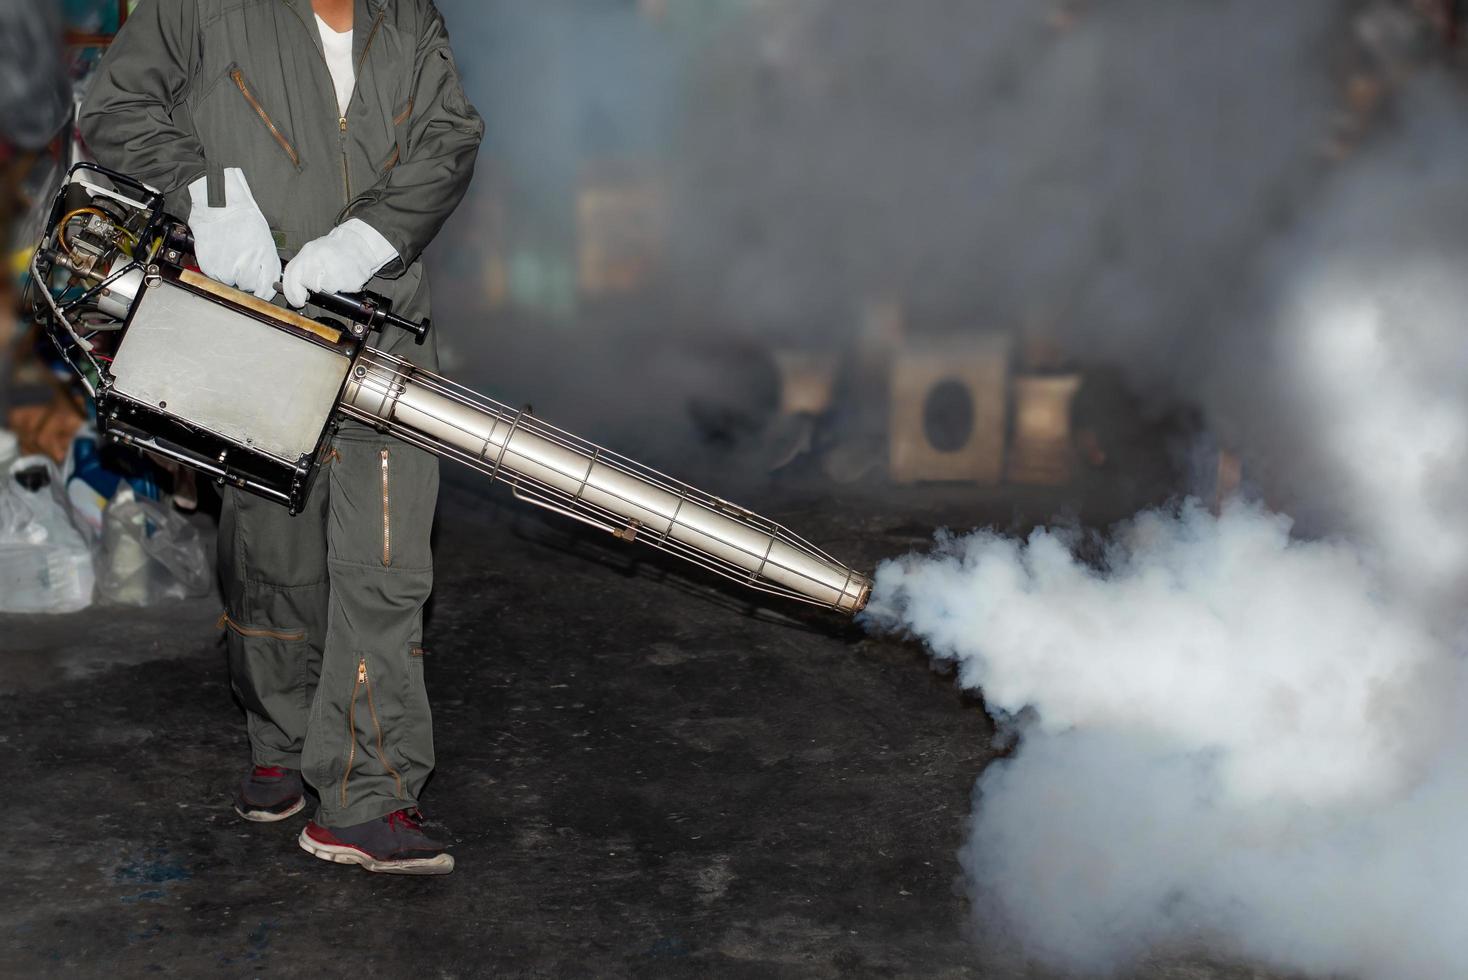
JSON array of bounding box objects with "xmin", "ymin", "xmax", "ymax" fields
[
  {"xmin": 866, "ymin": 500, "xmax": 1468, "ymax": 978},
  {"xmin": 963, "ymin": 717, "xmax": 1468, "ymax": 978},
  {"xmin": 864, "ymin": 69, "xmax": 1468, "ymax": 979},
  {"xmin": 870, "ymin": 502, "xmax": 1450, "ymax": 807},
  {"xmin": 682, "ymin": 7, "xmax": 1468, "ymax": 974}
]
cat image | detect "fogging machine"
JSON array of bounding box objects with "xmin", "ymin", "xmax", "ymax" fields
[{"xmin": 27, "ymin": 165, "xmax": 871, "ymax": 614}]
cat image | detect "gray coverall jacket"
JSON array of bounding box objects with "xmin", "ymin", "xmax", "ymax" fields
[{"xmin": 78, "ymin": 0, "xmax": 484, "ymax": 827}]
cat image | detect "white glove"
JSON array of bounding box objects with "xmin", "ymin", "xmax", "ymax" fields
[
  {"xmin": 281, "ymin": 219, "xmax": 399, "ymax": 308},
  {"xmin": 186, "ymin": 168, "xmax": 281, "ymax": 301}
]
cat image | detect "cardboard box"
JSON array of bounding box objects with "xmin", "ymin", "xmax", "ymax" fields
[{"xmin": 888, "ymin": 334, "xmax": 1010, "ymax": 484}]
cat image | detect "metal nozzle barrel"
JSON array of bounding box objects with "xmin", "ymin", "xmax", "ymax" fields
[{"xmin": 341, "ymin": 350, "xmax": 872, "ymax": 614}]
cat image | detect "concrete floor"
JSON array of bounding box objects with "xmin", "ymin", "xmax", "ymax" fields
[{"xmin": 1, "ymin": 467, "xmax": 1292, "ymax": 979}]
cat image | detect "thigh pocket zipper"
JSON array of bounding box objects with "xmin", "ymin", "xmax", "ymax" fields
[
  {"xmin": 217, "ymin": 612, "xmax": 305, "ymax": 643},
  {"xmin": 380, "ymin": 449, "xmax": 392, "ymax": 567},
  {"xmin": 340, "ymin": 657, "xmax": 405, "ymax": 808},
  {"xmin": 340, "ymin": 659, "xmax": 365, "ymax": 809}
]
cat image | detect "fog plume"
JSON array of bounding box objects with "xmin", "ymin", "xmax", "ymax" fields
[
  {"xmin": 865, "ymin": 50, "xmax": 1468, "ymax": 980},
  {"xmin": 868, "ymin": 498, "xmax": 1468, "ymax": 977},
  {"xmin": 816, "ymin": 3, "xmax": 1468, "ymax": 977}
]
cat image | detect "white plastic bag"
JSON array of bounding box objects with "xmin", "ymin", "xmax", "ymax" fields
[
  {"xmin": 0, "ymin": 453, "xmax": 96, "ymax": 613},
  {"xmin": 96, "ymin": 485, "xmax": 212, "ymax": 606}
]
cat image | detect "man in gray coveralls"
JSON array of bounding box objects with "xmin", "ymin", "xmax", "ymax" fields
[{"xmin": 79, "ymin": 0, "xmax": 484, "ymax": 875}]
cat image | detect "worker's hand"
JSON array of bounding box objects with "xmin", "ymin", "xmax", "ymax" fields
[
  {"xmin": 186, "ymin": 168, "xmax": 281, "ymax": 301},
  {"xmin": 281, "ymin": 219, "xmax": 399, "ymax": 308}
]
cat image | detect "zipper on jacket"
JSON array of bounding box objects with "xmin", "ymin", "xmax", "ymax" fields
[
  {"xmin": 216, "ymin": 612, "xmax": 305, "ymax": 643},
  {"xmin": 362, "ymin": 663, "xmax": 405, "ymax": 799},
  {"xmin": 230, "ymin": 68, "xmax": 300, "ymax": 167},
  {"xmin": 340, "ymin": 114, "xmax": 351, "ymax": 200},
  {"xmin": 380, "ymin": 448, "xmax": 392, "ymax": 567},
  {"xmin": 340, "ymin": 11, "xmax": 386, "ymax": 202},
  {"xmin": 340, "ymin": 658, "xmax": 367, "ymax": 809},
  {"xmin": 286, "ymin": 4, "xmax": 385, "ymax": 206}
]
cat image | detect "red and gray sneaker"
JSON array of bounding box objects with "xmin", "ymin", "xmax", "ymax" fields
[
  {"xmin": 298, "ymin": 807, "xmax": 455, "ymax": 875},
  {"xmin": 233, "ymin": 765, "xmax": 306, "ymax": 822}
]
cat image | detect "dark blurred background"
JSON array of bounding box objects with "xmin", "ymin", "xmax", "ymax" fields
[
  {"xmin": 7, "ymin": 0, "xmax": 1468, "ymax": 531},
  {"xmin": 421, "ymin": 0, "xmax": 1468, "ymax": 534}
]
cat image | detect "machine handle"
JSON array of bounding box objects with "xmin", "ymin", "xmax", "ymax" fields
[
  {"xmin": 307, "ymin": 288, "xmax": 431, "ymax": 344},
  {"xmin": 162, "ymin": 223, "xmax": 431, "ymax": 344}
]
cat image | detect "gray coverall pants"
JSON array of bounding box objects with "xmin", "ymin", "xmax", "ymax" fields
[
  {"xmin": 219, "ymin": 427, "xmax": 439, "ymax": 827},
  {"xmin": 77, "ymin": 0, "xmax": 484, "ymax": 827}
]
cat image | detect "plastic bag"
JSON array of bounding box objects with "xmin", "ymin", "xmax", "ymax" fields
[
  {"xmin": 0, "ymin": 454, "xmax": 96, "ymax": 613},
  {"xmin": 96, "ymin": 485, "xmax": 212, "ymax": 606}
]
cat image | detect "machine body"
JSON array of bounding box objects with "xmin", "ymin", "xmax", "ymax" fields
[{"xmin": 30, "ymin": 165, "xmax": 872, "ymax": 614}]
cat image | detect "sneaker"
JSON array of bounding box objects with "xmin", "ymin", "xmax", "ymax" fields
[
  {"xmin": 297, "ymin": 808, "xmax": 455, "ymax": 875},
  {"xmin": 232, "ymin": 765, "xmax": 306, "ymax": 823}
]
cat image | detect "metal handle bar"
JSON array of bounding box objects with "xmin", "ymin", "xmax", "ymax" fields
[{"xmin": 162, "ymin": 225, "xmax": 431, "ymax": 344}]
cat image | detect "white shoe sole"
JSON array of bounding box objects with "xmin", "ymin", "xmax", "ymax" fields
[
  {"xmin": 297, "ymin": 827, "xmax": 455, "ymax": 875},
  {"xmin": 233, "ymin": 795, "xmax": 306, "ymax": 823}
]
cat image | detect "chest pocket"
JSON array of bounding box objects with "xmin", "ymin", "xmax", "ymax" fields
[{"xmin": 228, "ymin": 65, "xmax": 302, "ymax": 171}]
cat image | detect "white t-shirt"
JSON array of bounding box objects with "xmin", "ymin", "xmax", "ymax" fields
[{"xmin": 315, "ymin": 14, "xmax": 354, "ymax": 116}]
